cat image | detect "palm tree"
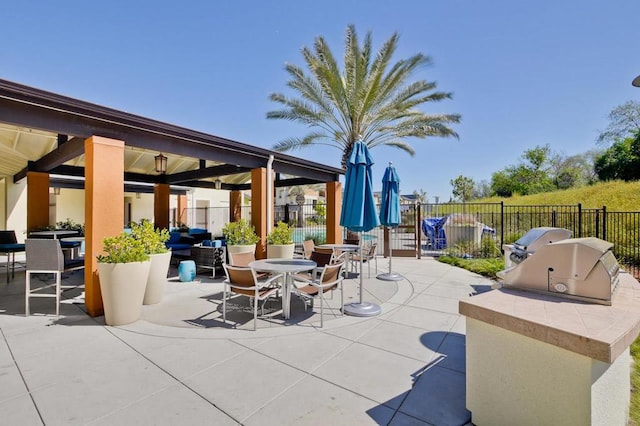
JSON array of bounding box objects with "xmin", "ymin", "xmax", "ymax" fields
[{"xmin": 267, "ymin": 24, "xmax": 461, "ymax": 167}]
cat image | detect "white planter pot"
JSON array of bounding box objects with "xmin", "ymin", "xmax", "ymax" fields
[
  {"xmin": 143, "ymin": 251, "xmax": 171, "ymax": 305},
  {"xmin": 98, "ymin": 260, "xmax": 151, "ymax": 326},
  {"xmin": 267, "ymin": 243, "xmax": 295, "ymax": 259},
  {"xmin": 227, "ymin": 244, "xmax": 256, "ymax": 256}
]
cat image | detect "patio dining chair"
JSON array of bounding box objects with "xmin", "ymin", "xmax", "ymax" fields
[
  {"xmin": 25, "ymin": 238, "xmax": 84, "ymax": 317},
  {"xmin": 302, "ymin": 239, "xmax": 315, "ymax": 259},
  {"xmin": 222, "ymin": 264, "xmax": 283, "ymax": 330},
  {"xmin": 292, "ymin": 261, "xmax": 344, "ymax": 328},
  {"xmin": 292, "ymin": 250, "xmax": 333, "ymax": 283},
  {"xmin": 350, "ymin": 242, "xmax": 378, "ymax": 278}
]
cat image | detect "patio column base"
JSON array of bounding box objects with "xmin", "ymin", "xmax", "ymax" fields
[{"xmin": 343, "ymin": 301, "xmax": 381, "ymax": 317}]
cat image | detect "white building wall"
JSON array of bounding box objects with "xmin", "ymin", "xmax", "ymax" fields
[{"xmin": 54, "ymin": 188, "xmax": 85, "ymax": 225}]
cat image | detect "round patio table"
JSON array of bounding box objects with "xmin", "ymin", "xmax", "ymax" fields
[{"xmin": 249, "ymin": 258, "xmax": 316, "ymax": 319}]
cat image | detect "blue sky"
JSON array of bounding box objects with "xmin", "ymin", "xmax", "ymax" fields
[{"xmin": 2, "ymin": 1, "xmax": 640, "ymax": 200}]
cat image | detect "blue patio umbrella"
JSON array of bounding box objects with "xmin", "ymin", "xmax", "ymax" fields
[
  {"xmin": 340, "ymin": 141, "xmax": 381, "ymax": 317},
  {"xmin": 377, "ymin": 162, "xmax": 403, "ymax": 281}
]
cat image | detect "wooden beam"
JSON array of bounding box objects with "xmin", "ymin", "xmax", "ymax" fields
[{"xmin": 166, "ymin": 164, "xmax": 251, "ymax": 184}]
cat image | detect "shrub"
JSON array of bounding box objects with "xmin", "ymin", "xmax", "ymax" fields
[
  {"xmin": 130, "ymin": 219, "xmax": 169, "ymax": 254},
  {"xmin": 97, "ymin": 232, "xmax": 149, "ymax": 264},
  {"xmin": 304, "ymin": 232, "xmax": 326, "ymax": 246},
  {"xmin": 267, "ymin": 222, "xmax": 294, "ymax": 245},
  {"xmin": 222, "ymin": 219, "xmax": 260, "ymax": 245}
]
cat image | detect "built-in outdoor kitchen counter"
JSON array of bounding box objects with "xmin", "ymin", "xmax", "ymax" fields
[{"xmin": 459, "ymin": 272, "xmax": 640, "ymax": 426}]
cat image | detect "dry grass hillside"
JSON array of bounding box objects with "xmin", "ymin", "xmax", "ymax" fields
[{"xmin": 476, "ymin": 180, "xmax": 640, "ymax": 211}]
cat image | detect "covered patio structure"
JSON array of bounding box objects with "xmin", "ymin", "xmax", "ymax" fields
[{"xmin": 0, "ymin": 79, "xmax": 344, "ymax": 318}]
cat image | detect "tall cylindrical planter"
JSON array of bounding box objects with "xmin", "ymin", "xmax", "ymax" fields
[
  {"xmin": 227, "ymin": 244, "xmax": 256, "ymax": 264},
  {"xmin": 143, "ymin": 251, "xmax": 171, "ymax": 305},
  {"xmin": 98, "ymin": 260, "xmax": 151, "ymax": 326},
  {"xmin": 267, "ymin": 244, "xmax": 295, "ymax": 259}
]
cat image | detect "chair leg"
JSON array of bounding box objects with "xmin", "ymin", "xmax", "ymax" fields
[
  {"xmin": 25, "ymin": 271, "xmax": 30, "ymax": 316},
  {"xmin": 55, "ymin": 272, "xmax": 61, "ymax": 317},
  {"xmin": 253, "ymin": 296, "xmax": 258, "ymax": 331},
  {"xmin": 222, "ymin": 285, "xmax": 227, "ymax": 324}
]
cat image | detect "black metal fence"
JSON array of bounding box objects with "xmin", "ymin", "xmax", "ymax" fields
[{"xmin": 418, "ymin": 202, "xmax": 640, "ymax": 278}]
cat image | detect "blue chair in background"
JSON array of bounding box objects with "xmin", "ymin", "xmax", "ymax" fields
[{"xmin": 0, "ymin": 230, "xmax": 25, "ymax": 283}]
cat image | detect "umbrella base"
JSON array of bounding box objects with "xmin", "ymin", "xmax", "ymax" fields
[
  {"xmin": 376, "ymin": 272, "xmax": 404, "ymax": 281},
  {"xmin": 343, "ymin": 302, "xmax": 381, "ymax": 317}
]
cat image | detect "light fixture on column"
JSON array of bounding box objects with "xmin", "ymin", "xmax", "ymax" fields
[
  {"xmin": 214, "ymin": 178, "xmax": 222, "ymax": 190},
  {"xmin": 136, "ymin": 192, "xmax": 141, "ymax": 199},
  {"xmin": 154, "ymin": 153, "xmax": 167, "ymax": 174},
  {"xmin": 53, "ymin": 187, "xmax": 61, "ymax": 195}
]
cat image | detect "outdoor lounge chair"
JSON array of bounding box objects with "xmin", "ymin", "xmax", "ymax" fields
[
  {"xmin": 25, "ymin": 238, "xmax": 84, "ymax": 317},
  {"xmin": 292, "ymin": 261, "xmax": 344, "ymax": 328},
  {"xmin": 222, "ymin": 264, "xmax": 282, "ymax": 330},
  {"xmin": 292, "ymin": 250, "xmax": 333, "ymax": 282},
  {"xmin": 302, "ymin": 239, "xmax": 315, "ymax": 259}
]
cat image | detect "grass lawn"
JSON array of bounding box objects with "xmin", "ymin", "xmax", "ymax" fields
[{"xmin": 441, "ymin": 256, "xmax": 640, "ymax": 423}]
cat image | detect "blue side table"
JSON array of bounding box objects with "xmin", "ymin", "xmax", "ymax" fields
[{"xmin": 178, "ymin": 260, "xmax": 196, "ymax": 282}]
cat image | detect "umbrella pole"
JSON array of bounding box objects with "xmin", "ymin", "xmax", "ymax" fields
[
  {"xmin": 343, "ymin": 231, "xmax": 381, "ymax": 317},
  {"xmin": 377, "ymin": 226, "xmax": 403, "ymax": 281}
]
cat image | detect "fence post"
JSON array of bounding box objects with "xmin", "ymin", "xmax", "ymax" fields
[
  {"xmin": 284, "ymin": 203, "xmax": 290, "ymax": 224},
  {"xmin": 500, "ymin": 201, "xmax": 504, "ymax": 254},
  {"xmin": 602, "ymin": 206, "xmax": 607, "ymax": 241},
  {"xmin": 577, "ymin": 203, "xmax": 582, "ymax": 238},
  {"xmin": 552, "ymin": 210, "xmax": 557, "ymax": 228},
  {"xmin": 595, "ymin": 208, "xmax": 600, "ymax": 239},
  {"xmin": 416, "ymin": 203, "xmax": 422, "ymax": 259}
]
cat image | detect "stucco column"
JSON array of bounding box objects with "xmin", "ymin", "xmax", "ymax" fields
[
  {"xmin": 326, "ymin": 181, "xmax": 342, "ymax": 244},
  {"xmin": 251, "ymin": 168, "xmax": 267, "ymax": 259},
  {"xmin": 229, "ymin": 190, "xmax": 242, "ymax": 222},
  {"xmin": 84, "ymin": 136, "xmax": 124, "ymax": 317},
  {"xmin": 154, "ymin": 183, "xmax": 170, "ymax": 230},
  {"xmin": 26, "ymin": 171, "xmax": 50, "ymax": 233},
  {"xmin": 177, "ymin": 194, "xmax": 188, "ymax": 226}
]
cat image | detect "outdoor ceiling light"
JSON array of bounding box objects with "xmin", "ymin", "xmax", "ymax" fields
[
  {"xmin": 53, "ymin": 187, "xmax": 60, "ymax": 195},
  {"xmin": 155, "ymin": 153, "xmax": 167, "ymax": 174},
  {"xmin": 214, "ymin": 178, "xmax": 222, "ymax": 190}
]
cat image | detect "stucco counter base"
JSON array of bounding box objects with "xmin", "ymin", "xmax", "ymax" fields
[{"xmin": 459, "ymin": 272, "xmax": 640, "ymax": 426}]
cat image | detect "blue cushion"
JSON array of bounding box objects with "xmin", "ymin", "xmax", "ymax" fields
[
  {"xmin": 189, "ymin": 228, "xmax": 207, "ymax": 235},
  {"xmin": 167, "ymin": 232, "xmax": 183, "ymax": 244},
  {"xmin": 0, "ymin": 243, "xmax": 25, "ymax": 253}
]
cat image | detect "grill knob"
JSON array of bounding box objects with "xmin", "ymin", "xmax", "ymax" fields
[{"xmin": 554, "ymin": 283, "xmax": 568, "ymax": 293}]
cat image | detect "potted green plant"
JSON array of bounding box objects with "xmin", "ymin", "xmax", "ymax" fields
[
  {"xmin": 130, "ymin": 219, "xmax": 171, "ymax": 305},
  {"xmin": 222, "ymin": 219, "xmax": 260, "ymax": 258},
  {"xmin": 267, "ymin": 221, "xmax": 295, "ymax": 259},
  {"xmin": 97, "ymin": 232, "xmax": 150, "ymax": 326}
]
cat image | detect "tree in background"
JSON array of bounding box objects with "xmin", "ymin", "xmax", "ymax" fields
[
  {"xmin": 594, "ymin": 131, "xmax": 640, "ymax": 181},
  {"xmin": 413, "ymin": 188, "xmax": 428, "ymax": 204},
  {"xmin": 450, "ymin": 175, "xmax": 475, "ymax": 202},
  {"xmin": 267, "ymin": 25, "xmax": 461, "ymax": 167},
  {"xmin": 471, "ymin": 179, "xmax": 492, "ymax": 199},
  {"xmin": 490, "ymin": 145, "xmax": 555, "ymax": 196},
  {"xmin": 596, "ymin": 101, "xmax": 640, "ymax": 146}
]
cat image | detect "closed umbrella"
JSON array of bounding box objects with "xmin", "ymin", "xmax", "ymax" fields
[
  {"xmin": 340, "ymin": 140, "xmax": 381, "ymax": 317},
  {"xmin": 377, "ymin": 162, "xmax": 403, "ymax": 281}
]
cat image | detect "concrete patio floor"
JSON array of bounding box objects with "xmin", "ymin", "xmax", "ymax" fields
[{"xmin": 0, "ymin": 255, "xmax": 495, "ymax": 425}]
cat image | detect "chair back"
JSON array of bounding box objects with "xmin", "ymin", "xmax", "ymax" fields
[
  {"xmin": 310, "ymin": 250, "xmax": 333, "ymax": 267},
  {"xmin": 229, "ymin": 251, "xmax": 256, "ymax": 267},
  {"xmin": 26, "ymin": 239, "xmax": 64, "ymax": 271},
  {"xmin": 302, "ymin": 239, "xmax": 315, "ymax": 259},
  {"xmin": 343, "ymin": 238, "xmax": 359, "ymax": 245},
  {"xmin": 0, "ymin": 230, "xmax": 18, "ymax": 244},
  {"xmin": 320, "ymin": 262, "xmax": 344, "ymax": 285},
  {"xmin": 223, "ymin": 264, "xmax": 256, "ymax": 289},
  {"xmin": 368, "ymin": 242, "xmax": 378, "ymax": 257}
]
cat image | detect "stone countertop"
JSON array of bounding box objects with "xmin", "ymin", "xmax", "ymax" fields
[{"xmin": 459, "ymin": 272, "xmax": 640, "ymax": 363}]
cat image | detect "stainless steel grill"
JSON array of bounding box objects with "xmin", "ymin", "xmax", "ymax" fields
[
  {"xmin": 503, "ymin": 227, "xmax": 572, "ymax": 268},
  {"xmin": 498, "ymin": 229, "xmax": 621, "ymax": 305}
]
